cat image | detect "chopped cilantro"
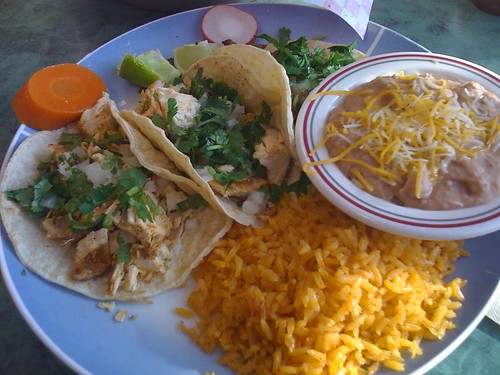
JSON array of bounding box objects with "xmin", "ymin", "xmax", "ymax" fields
[
  {"xmin": 166, "ymin": 97, "xmax": 178, "ymax": 125},
  {"xmin": 102, "ymin": 214, "xmax": 113, "ymax": 228},
  {"xmin": 102, "ymin": 131, "xmax": 127, "ymax": 145},
  {"xmin": 260, "ymin": 183, "xmax": 284, "ymax": 205},
  {"xmin": 6, "ymin": 186, "xmax": 48, "ymax": 218},
  {"xmin": 165, "ymin": 75, "xmax": 272, "ymax": 190},
  {"xmin": 117, "ymin": 167, "xmax": 148, "ymax": 192},
  {"xmin": 182, "ymin": 68, "xmax": 211, "ymax": 98},
  {"xmin": 151, "ymin": 113, "xmax": 167, "ymax": 130},
  {"xmin": 68, "ymin": 212, "xmax": 106, "ymax": 232},
  {"xmin": 287, "ymin": 171, "xmax": 311, "ymax": 197},
  {"xmin": 177, "ymin": 194, "xmax": 208, "ymax": 212},
  {"xmin": 260, "ymin": 171, "xmax": 311, "ymax": 203},
  {"xmin": 78, "ymin": 184, "xmax": 115, "ymax": 213},
  {"xmin": 207, "ymin": 166, "xmax": 247, "ymax": 188},
  {"xmin": 172, "ymin": 75, "xmax": 183, "ymax": 86},
  {"xmin": 61, "ymin": 152, "xmax": 83, "ymax": 166},
  {"xmin": 127, "ymin": 191, "xmax": 162, "ymax": 223},
  {"xmin": 101, "ymin": 154, "xmax": 125, "ymax": 174},
  {"xmin": 257, "ymin": 28, "xmax": 358, "ymax": 114},
  {"xmin": 169, "ymin": 124, "xmax": 187, "ymax": 139},
  {"xmin": 257, "ymin": 27, "xmax": 357, "ymax": 84},
  {"xmin": 58, "ymin": 133, "xmax": 84, "ymax": 149},
  {"xmin": 7, "ymin": 134, "xmax": 164, "ymax": 233},
  {"xmin": 116, "ymin": 234, "xmax": 132, "ymax": 263},
  {"xmin": 209, "ymin": 81, "xmax": 239, "ymax": 103},
  {"xmin": 113, "ymin": 167, "xmax": 162, "ymax": 223},
  {"xmin": 9, "ymin": 175, "xmax": 57, "ymax": 218}
]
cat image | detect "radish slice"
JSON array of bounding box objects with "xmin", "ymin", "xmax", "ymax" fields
[{"xmin": 201, "ymin": 5, "xmax": 258, "ymax": 45}]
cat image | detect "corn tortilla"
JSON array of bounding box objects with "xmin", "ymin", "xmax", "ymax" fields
[{"xmin": 0, "ymin": 101, "xmax": 232, "ymax": 301}]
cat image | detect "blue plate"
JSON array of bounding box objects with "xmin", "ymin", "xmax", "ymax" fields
[{"xmin": 1, "ymin": 3, "xmax": 499, "ymax": 374}]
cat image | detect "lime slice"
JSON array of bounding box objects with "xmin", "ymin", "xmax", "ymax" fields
[
  {"xmin": 173, "ymin": 41, "xmax": 221, "ymax": 72},
  {"xmin": 118, "ymin": 49, "xmax": 180, "ymax": 87}
]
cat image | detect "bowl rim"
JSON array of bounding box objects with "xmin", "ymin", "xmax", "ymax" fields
[{"xmin": 295, "ymin": 51, "xmax": 500, "ymax": 240}]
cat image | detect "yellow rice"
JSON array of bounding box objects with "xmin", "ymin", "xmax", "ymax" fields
[{"xmin": 179, "ymin": 189, "xmax": 467, "ymax": 374}]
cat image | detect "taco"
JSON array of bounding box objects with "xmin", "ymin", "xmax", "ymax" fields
[
  {"xmin": 120, "ymin": 45, "xmax": 297, "ymax": 226},
  {"xmin": 0, "ymin": 93, "xmax": 232, "ymax": 301}
]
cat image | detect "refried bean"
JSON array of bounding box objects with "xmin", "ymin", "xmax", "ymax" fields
[{"xmin": 324, "ymin": 73, "xmax": 499, "ymax": 210}]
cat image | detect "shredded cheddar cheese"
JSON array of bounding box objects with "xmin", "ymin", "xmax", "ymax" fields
[
  {"xmin": 310, "ymin": 89, "xmax": 372, "ymax": 101},
  {"xmin": 305, "ymin": 72, "xmax": 499, "ymax": 199}
]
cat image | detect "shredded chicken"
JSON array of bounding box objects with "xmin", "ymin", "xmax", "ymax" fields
[
  {"xmin": 70, "ymin": 228, "xmax": 111, "ymax": 281},
  {"xmin": 78, "ymin": 92, "xmax": 119, "ymax": 140},
  {"xmin": 114, "ymin": 309, "xmax": 128, "ymax": 322},
  {"xmin": 253, "ymin": 128, "xmax": 290, "ymax": 185},
  {"xmin": 37, "ymin": 93, "xmax": 212, "ymax": 297},
  {"xmin": 96, "ymin": 301, "xmax": 116, "ymax": 312},
  {"xmin": 109, "ymin": 262, "xmax": 125, "ymax": 295},
  {"xmin": 209, "ymin": 178, "xmax": 267, "ymax": 198},
  {"xmin": 43, "ymin": 216, "xmax": 84, "ymax": 242},
  {"xmin": 140, "ymin": 81, "xmax": 200, "ymax": 129},
  {"xmin": 114, "ymin": 207, "xmax": 173, "ymax": 249}
]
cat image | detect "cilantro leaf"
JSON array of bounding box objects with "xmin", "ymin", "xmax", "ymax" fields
[
  {"xmin": 208, "ymin": 166, "xmax": 247, "ymax": 188},
  {"xmin": 68, "ymin": 212, "xmax": 106, "ymax": 232},
  {"xmin": 259, "ymin": 183, "xmax": 284, "ymax": 205},
  {"xmin": 58, "ymin": 133, "xmax": 84, "ymax": 149},
  {"xmin": 167, "ymin": 97, "xmax": 178, "ymax": 125},
  {"xmin": 170, "ymin": 123, "xmax": 188, "ymax": 139},
  {"xmin": 6, "ymin": 186, "xmax": 48, "ymax": 218},
  {"xmin": 116, "ymin": 234, "xmax": 132, "ymax": 263},
  {"xmin": 184, "ymin": 68, "xmax": 213, "ymax": 98},
  {"xmin": 257, "ymin": 28, "xmax": 358, "ymax": 115},
  {"xmin": 177, "ymin": 194, "xmax": 208, "ymax": 212},
  {"xmin": 286, "ymin": 172, "xmax": 311, "ymax": 197},
  {"xmin": 117, "ymin": 167, "xmax": 148, "ymax": 191},
  {"xmin": 65, "ymin": 168, "xmax": 94, "ymax": 203},
  {"xmin": 260, "ymin": 172, "xmax": 311, "ymax": 204},
  {"xmin": 151, "ymin": 113, "xmax": 167, "ymax": 130},
  {"xmin": 101, "ymin": 154, "xmax": 125, "ymax": 174},
  {"xmin": 210, "ymin": 81, "xmax": 239, "ymax": 102},
  {"xmin": 128, "ymin": 191, "xmax": 162, "ymax": 223},
  {"xmin": 279, "ymin": 27, "xmax": 291, "ymax": 44},
  {"xmin": 78, "ymin": 184, "xmax": 115, "ymax": 214}
]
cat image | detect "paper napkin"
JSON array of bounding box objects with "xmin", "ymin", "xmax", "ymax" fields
[
  {"xmin": 487, "ymin": 293, "xmax": 500, "ymax": 325},
  {"xmin": 304, "ymin": 0, "xmax": 374, "ymax": 38}
]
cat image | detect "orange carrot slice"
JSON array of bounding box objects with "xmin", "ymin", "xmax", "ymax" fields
[{"xmin": 12, "ymin": 63, "xmax": 106, "ymax": 130}]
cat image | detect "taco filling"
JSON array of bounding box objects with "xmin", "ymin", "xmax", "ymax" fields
[
  {"xmin": 121, "ymin": 46, "xmax": 306, "ymax": 226},
  {"xmin": 141, "ymin": 76, "xmax": 287, "ymax": 193},
  {"xmin": 0, "ymin": 94, "xmax": 232, "ymax": 300},
  {"xmin": 257, "ymin": 28, "xmax": 365, "ymax": 116}
]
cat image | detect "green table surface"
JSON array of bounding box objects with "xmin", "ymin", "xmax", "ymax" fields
[{"xmin": 0, "ymin": 0, "xmax": 498, "ymax": 374}]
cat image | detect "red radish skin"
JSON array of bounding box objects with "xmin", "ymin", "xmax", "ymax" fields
[{"xmin": 201, "ymin": 5, "xmax": 258, "ymax": 45}]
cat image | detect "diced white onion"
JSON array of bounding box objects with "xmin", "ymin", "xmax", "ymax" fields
[
  {"xmin": 40, "ymin": 196, "xmax": 57, "ymax": 209},
  {"xmin": 77, "ymin": 160, "xmax": 113, "ymax": 186},
  {"xmin": 217, "ymin": 164, "xmax": 234, "ymax": 173},
  {"xmin": 57, "ymin": 161, "xmax": 72, "ymax": 178},
  {"xmin": 195, "ymin": 167, "xmax": 213, "ymax": 182},
  {"xmin": 241, "ymin": 190, "xmax": 268, "ymax": 215},
  {"xmin": 227, "ymin": 104, "xmax": 245, "ymax": 128}
]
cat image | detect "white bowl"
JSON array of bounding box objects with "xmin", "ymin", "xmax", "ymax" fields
[{"xmin": 295, "ymin": 52, "xmax": 500, "ymax": 240}]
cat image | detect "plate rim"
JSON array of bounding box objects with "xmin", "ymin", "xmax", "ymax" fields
[{"xmin": 1, "ymin": 3, "xmax": 498, "ymax": 375}]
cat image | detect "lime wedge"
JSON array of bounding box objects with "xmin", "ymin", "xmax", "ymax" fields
[
  {"xmin": 173, "ymin": 41, "xmax": 221, "ymax": 72},
  {"xmin": 118, "ymin": 49, "xmax": 181, "ymax": 87}
]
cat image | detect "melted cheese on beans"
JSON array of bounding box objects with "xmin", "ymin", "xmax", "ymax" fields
[{"xmin": 306, "ymin": 72, "xmax": 499, "ymax": 200}]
